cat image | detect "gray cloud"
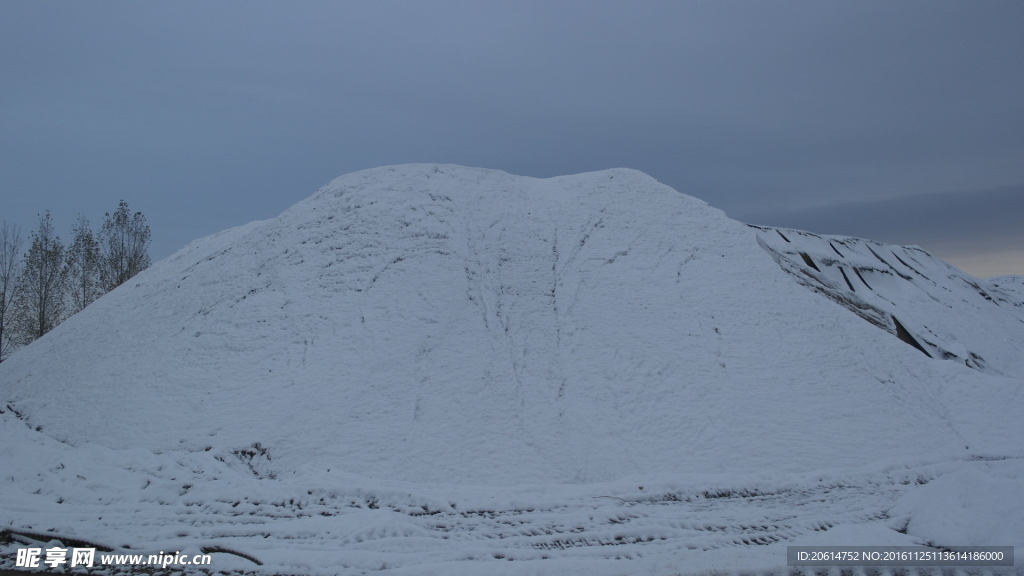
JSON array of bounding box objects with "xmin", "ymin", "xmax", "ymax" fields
[
  {"xmin": 742, "ymin": 183, "xmax": 1023, "ymax": 252},
  {"xmin": 1, "ymin": 1, "xmax": 1022, "ymax": 276}
]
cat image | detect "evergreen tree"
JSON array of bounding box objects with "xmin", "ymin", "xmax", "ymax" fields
[
  {"xmin": 0, "ymin": 222, "xmax": 22, "ymax": 361},
  {"xmin": 65, "ymin": 214, "xmax": 103, "ymax": 314},
  {"xmin": 12, "ymin": 212, "xmax": 68, "ymax": 344},
  {"xmin": 100, "ymin": 200, "xmax": 151, "ymax": 291}
]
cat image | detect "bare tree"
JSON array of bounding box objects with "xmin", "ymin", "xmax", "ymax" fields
[
  {"xmin": 65, "ymin": 214, "xmax": 103, "ymax": 314},
  {"xmin": 12, "ymin": 212, "xmax": 68, "ymax": 344},
  {"xmin": 0, "ymin": 222, "xmax": 23, "ymax": 361},
  {"xmin": 100, "ymin": 200, "xmax": 151, "ymax": 292}
]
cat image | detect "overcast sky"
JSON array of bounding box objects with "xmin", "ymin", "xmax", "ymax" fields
[{"xmin": 2, "ymin": 1, "xmax": 1022, "ymax": 277}]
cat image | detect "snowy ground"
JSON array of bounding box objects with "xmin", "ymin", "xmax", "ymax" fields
[
  {"xmin": 2, "ymin": 165, "xmax": 1022, "ymax": 575},
  {"xmin": 3, "ymin": 410, "xmax": 1022, "ymax": 575}
]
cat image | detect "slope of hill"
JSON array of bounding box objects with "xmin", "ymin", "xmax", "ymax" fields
[
  {"xmin": 752, "ymin": 224, "xmax": 1024, "ymax": 375},
  {"xmin": 1, "ymin": 165, "xmax": 1022, "ymax": 575}
]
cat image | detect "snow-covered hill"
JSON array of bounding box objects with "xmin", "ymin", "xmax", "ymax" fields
[
  {"xmin": 2, "ymin": 165, "xmax": 1022, "ymax": 575},
  {"xmin": 752, "ymin": 225, "xmax": 1024, "ymax": 375}
]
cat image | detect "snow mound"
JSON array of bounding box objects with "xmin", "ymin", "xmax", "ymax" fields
[{"xmin": 2, "ymin": 164, "xmax": 1023, "ymax": 486}]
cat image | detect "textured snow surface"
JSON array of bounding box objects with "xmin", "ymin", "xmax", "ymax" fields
[
  {"xmin": 753, "ymin": 225, "xmax": 1024, "ymax": 376},
  {"xmin": 2, "ymin": 165, "xmax": 1022, "ymax": 575}
]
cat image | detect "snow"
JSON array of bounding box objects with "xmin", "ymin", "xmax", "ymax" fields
[
  {"xmin": 891, "ymin": 459, "xmax": 1024, "ymax": 550},
  {"xmin": 1, "ymin": 164, "xmax": 1022, "ymax": 575},
  {"xmin": 753, "ymin": 225, "xmax": 1024, "ymax": 376}
]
